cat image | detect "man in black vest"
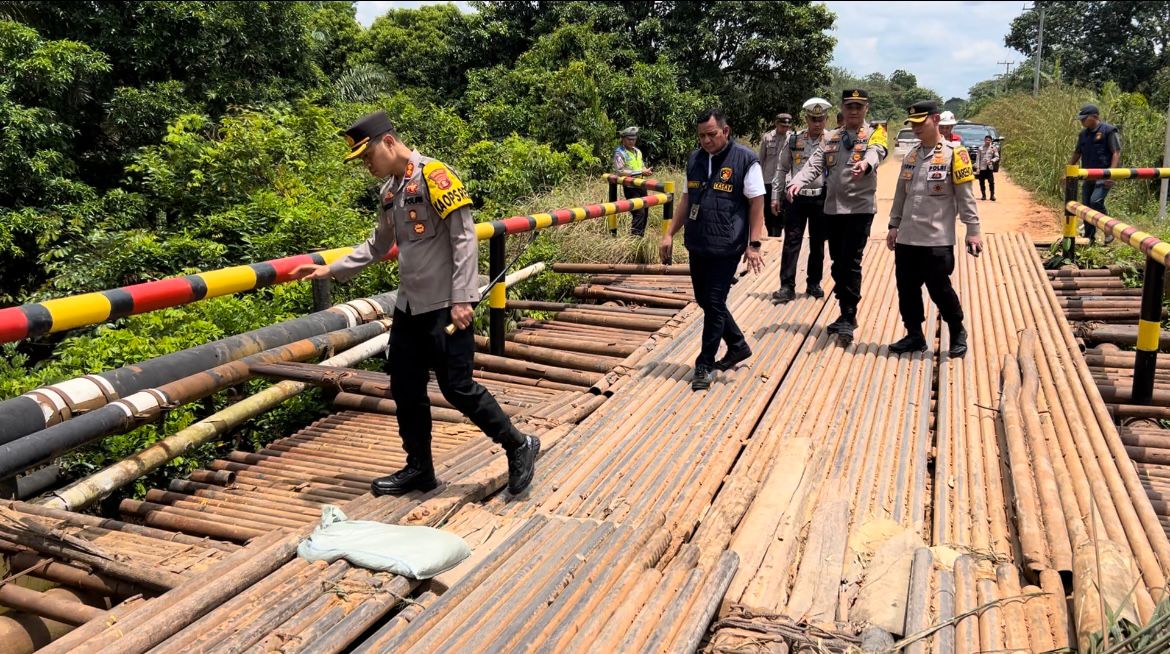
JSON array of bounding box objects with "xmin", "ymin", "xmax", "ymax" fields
[
  {"xmin": 660, "ymin": 108, "xmax": 766, "ymax": 391},
  {"xmin": 1068, "ymin": 104, "xmax": 1121, "ymax": 244}
]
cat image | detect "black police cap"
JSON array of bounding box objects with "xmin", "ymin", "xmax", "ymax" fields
[
  {"xmin": 842, "ymin": 89, "xmax": 869, "ymax": 104},
  {"xmin": 905, "ymin": 100, "xmax": 940, "ymax": 124},
  {"xmin": 340, "ymin": 110, "xmax": 395, "ymax": 162}
]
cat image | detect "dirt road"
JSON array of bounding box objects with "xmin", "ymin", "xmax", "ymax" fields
[{"xmin": 871, "ymin": 157, "xmax": 1060, "ymax": 240}]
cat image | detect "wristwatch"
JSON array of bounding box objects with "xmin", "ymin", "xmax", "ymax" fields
[{"xmin": 749, "ymin": 240, "xmax": 762, "ymax": 250}]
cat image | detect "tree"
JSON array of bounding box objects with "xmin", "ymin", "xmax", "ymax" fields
[
  {"xmin": 1005, "ymin": 1, "xmax": 1170, "ymax": 97},
  {"xmin": 471, "ymin": 1, "xmax": 837, "ymax": 135},
  {"xmin": 944, "ymin": 97, "xmax": 968, "ymax": 119}
]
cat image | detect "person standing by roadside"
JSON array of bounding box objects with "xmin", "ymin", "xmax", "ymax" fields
[
  {"xmin": 1068, "ymin": 103, "xmax": 1121, "ymax": 244},
  {"xmin": 976, "ymin": 134, "xmax": 999, "ymax": 201},
  {"xmin": 660, "ymin": 108, "xmax": 766, "ymax": 391},
  {"xmin": 759, "ymin": 113, "xmax": 792, "ymax": 237},
  {"xmin": 613, "ymin": 126, "xmax": 654, "ymax": 236}
]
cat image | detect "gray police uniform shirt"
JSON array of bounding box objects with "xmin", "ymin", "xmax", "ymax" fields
[
  {"xmin": 772, "ymin": 129, "xmax": 826, "ymax": 198},
  {"xmin": 329, "ymin": 150, "xmax": 479, "ymax": 314},
  {"xmin": 888, "ymin": 141, "xmax": 981, "ymax": 247},
  {"xmin": 758, "ymin": 128, "xmax": 788, "ymax": 186},
  {"xmin": 788, "ymin": 125, "xmax": 887, "ymax": 215}
]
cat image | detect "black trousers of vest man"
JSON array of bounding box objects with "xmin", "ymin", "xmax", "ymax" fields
[
  {"xmin": 623, "ymin": 186, "xmax": 648, "ymax": 236},
  {"xmin": 387, "ymin": 306, "xmax": 525, "ymax": 470},
  {"xmin": 763, "ymin": 184, "xmax": 784, "ymax": 237},
  {"xmin": 894, "ymin": 244, "xmax": 964, "ymax": 332},
  {"xmin": 779, "ymin": 195, "xmax": 828, "ymax": 290},
  {"xmin": 688, "ymin": 252, "xmax": 747, "ymax": 369},
  {"xmin": 826, "ymin": 213, "xmax": 874, "ymax": 317}
]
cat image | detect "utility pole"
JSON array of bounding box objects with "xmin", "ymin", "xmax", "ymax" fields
[
  {"xmin": 1025, "ymin": 3, "xmax": 1045, "ymax": 95},
  {"xmin": 996, "ymin": 60, "xmax": 1015, "ymax": 94}
]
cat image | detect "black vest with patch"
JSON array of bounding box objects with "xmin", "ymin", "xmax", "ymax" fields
[{"xmin": 684, "ymin": 140, "xmax": 759, "ymax": 257}]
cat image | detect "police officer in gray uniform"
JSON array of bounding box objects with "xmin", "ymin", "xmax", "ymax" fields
[
  {"xmin": 771, "ymin": 97, "xmax": 832, "ymax": 303},
  {"xmin": 887, "ymin": 101, "xmax": 982, "ymax": 357},
  {"xmin": 787, "ymin": 89, "xmax": 888, "ymax": 346},
  {"xmin": 291, "ymin": 110, "xmax": 539, "ymax": 496}
]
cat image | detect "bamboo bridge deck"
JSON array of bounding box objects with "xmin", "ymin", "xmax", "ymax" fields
[{"xmin": 3, "ymin": 234, "xmax": 1168, "ymax": 653}]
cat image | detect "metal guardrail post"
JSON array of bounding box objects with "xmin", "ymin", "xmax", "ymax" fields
[
  {"xmin": 607, "ymin": 179, "xmax": 619, "ymax": 236},
  {"xmin": 311, "ymin": 277, "xmax": 332, "ymax": 312},
  {"xmin": 1063, "ymin": 165, "xmax": 1079, "ymax": 264},
  {"xmin": 489, "ymin": 234, "xmax": 506, "ymax": 356},
  {"xmin": 1134, "ymin": 258, "xmax": 1166, "ymax": 404}
]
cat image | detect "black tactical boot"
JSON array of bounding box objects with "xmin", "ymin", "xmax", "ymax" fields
[
  {"xmin": 714, "ymin": 344, "xmax": 752, "ymax": 371},
  {"xmin": 889, "ymin": 331, "xmax": 928, "ymax": 354},
  {"xmin": 506, "ymin": 434, "xmax": 540, "ymax": 494},
  {"xmin": 806, "ymin": 283, "xmax": 824, "ymax": 299},
  {"xmin": 771, "ymin": 286, "xmax": 795, "ymax": 304},
  {"xmin": 371, "ymin": 465, "xmax": 438, "ymax": 496},
  {"xmin": 692, "ymin": 366, "xmax": 713, "ymax": 391},
  {"xmin": 948, "ymin": 323, "xmax": 968, "ymax": 358}
]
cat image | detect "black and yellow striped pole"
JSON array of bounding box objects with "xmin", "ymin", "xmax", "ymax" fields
[
  {"xmin": 607, "ymin": 177, "xmax": 619, "ymax": 236},
  {"xmin": 1062, "ymin": 164, "xmax": 1079, "ymax": 264},
  {"xmin": 488, "ymin": 234, "xmax": 507, "ymax": 355},
  {"xmin": 1135, "ymin": 257, "xmax": 1165, "ymax": 404},
  {"xmin": 1068, "ymin": 200, "xmax": 1170, "ymax": 404}
]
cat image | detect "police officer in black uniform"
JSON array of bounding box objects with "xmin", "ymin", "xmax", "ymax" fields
[
  {"xmin": 292, "ymin": 110, "xmax": 539, "ymax": 497},
  {"xmin": 660, "ymin": 108, "xmax": 766, "ymax": 391}
]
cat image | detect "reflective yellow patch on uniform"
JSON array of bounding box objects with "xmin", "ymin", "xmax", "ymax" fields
[
  {"xmin": 687, "ymin": 180, "xmax": 701, "ymax": 189},
  {"xmin": 951, "ymin": 148, "xmax": 975, "ymax": 184},
  {"xmin": 423, "ymin": 161, "xmax": 472, "ymax": 219},
  {"xmin": 869, "ymin": 123, "xmax": 888, "ymax": 149}
]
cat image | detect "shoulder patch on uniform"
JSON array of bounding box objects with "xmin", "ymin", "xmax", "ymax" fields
[
  {"xmin": 423, "ymin": 161, "xmax": 472, "ymax": 219},
  {"xmin": 952, "ymin": 147, "xmax": 975, "ymax": 185}
]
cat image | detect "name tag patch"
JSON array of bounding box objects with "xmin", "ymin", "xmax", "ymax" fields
[
  {"xmin": 712, "ymin": 182, "xmax": 734, "ymax": 192},
  {"xmin": 687, "ymin": 180, "xmax": 701, "ymax": 189}
]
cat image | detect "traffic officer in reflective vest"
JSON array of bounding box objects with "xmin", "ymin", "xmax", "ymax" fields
[
  {"xmin": 887, "ymin": 101, "xmax": 982, "ymax": 357},
  {"xmin": 787, "ymin": 89, "xmax": 888, "ymax": 346},
  {"xmin": 660, "ymin": 108, "xmax": 766, "ymax": 391},
  {"xmin": 771, "ymin": 97, "xmax": 832, "ymax": 303},
  {"xmin": 290, "ymin": 110, "xmax": 540, "ymax": 496},
  {"xmin": 613, "ymin": 126, "xmax": 653, "ymax": 236}
]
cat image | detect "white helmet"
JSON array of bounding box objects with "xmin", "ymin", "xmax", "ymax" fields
[
  {"xmin": 802, "ymin": 97, "xmax": 832, "ymax": 117},
  {"xmin": 939, "ymin": 111, "xmax": 958, "ymax": 126}
]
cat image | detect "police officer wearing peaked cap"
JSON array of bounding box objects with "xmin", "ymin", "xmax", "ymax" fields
[
  {"xmin": 291, "ymin": 110, "xmax": 540, "ymax": 497},
  {"xmin": 787, "ymin": 89, "xmax": 889, "ymax": 347},
  {"xmin": 886, "ymin": 100, "xmax": 982, "ymax": 357},
  {"xmin": 614, "ymin": 126, "xmax": 653, "ymax": 236}
]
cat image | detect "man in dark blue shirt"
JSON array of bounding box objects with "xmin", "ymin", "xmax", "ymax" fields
[{"xmin": 1069, "ymin": 104, "xmax": 1121, "ymax": 244}]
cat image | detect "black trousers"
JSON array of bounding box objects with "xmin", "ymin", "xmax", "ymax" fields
[
  {"xmin": 623, "ymin": 185, "xmax": 648, "ymax": 236},
  {"xmin": 779, "ymin": 195, "xmax": 828, "ymax": 289},
  {"xmin": 977, "ymin": 170, "xmax": 995, "ymax": 198},
  {"xmin": 387, "ymin": 306, "xmax": 524, "ymax": 469},
  {"xmin": 764, "ymin": 184, "xmax": 784, "ymax": 237},
  {"xmin": 688, "ymin": 252, "xmax": 747, "ymax": 369},
  {"xmin": 826, "ymin": 213, "xmax": 874, "ymax": 315},
  {"xmin": 894, "ymin": 244, "xmax": 964, "ymax": 332}
]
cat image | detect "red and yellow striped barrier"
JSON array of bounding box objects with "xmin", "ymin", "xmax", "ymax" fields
[
  {"xmin": 1066, "ymin": 201, "xmax": 1170, "ymax": 266},
  {"xmin": 0, "ymin": 193, "xmax": 668, "ymax": 343},
  {"xmin": 1074, "ymin": 167, "xmax": 1170, "ymax": 180},
  {"xmin": 602, "ymin": 174, "xmax": 676, "ymax": 193}
]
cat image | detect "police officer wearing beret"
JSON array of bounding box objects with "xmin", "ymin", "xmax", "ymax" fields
[
  {"xmin": 771, "ymin": 97, "xmax": 832, "ymax": 304},
  {"xmin": 291, "ymin": 110, "xmax": 540, "ymax": 496},
  {"xmin": 886, "ymin": 101, "xmax": 982, "ymax": 357},
  {"xmin": 660, "ymin": 108, "xmax": 766, "ymax": 391},
  {"xmin": 787, "ymin": 89, "xmax": 888, "ymax": 346},
  {"xmin": 613, "ymin": 126, "xmax": 653, "ymax": 236}
]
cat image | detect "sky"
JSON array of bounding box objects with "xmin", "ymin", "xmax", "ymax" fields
[{"xmin": 354, "ymin": 1, "xmax": 1027, "ymax": 100}]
